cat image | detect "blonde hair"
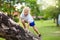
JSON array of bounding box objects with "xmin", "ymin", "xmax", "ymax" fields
[{"xmin": 22, "ymin": 7, "xmax": 31, "ymax": 14}]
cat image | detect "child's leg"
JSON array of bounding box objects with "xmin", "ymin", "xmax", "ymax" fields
[
  {"xmin": 21, "ymin": 20, "xmax": 26, "ymax": 29},
  {"xmin": 32, "ymin": 26, "xmax": 41, "ymax": 37},
  {"xmin": 29, "ymin": 21, "xmax": 41, "ymax": 35},
  {"xmin": 21, "ymin": 20, "xmax": 29, "ymax": 32},
  {"xmin": 27, "ymin": 23, "xmax": 30, "ymax": 29},
  {"xmin": 33, "ymin": 26, "xmax": 40, "ymax": 35}
]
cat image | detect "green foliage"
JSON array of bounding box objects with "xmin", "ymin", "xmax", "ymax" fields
[
  {"xmin": 42, "ymin": 6, "xmax": 59, "ymax": 19},
  {"xmin": 13, "ymin": 16, "xmax": 19, "ymax": 22},
  {"xmin": 0, "ymin": 0, "xmax": 15, "ymax": 13}
]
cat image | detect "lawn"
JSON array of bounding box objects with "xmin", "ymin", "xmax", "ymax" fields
[
  {"xmin": 0, "ymin": 20, "xmax": 60, "ymax": 40},
  {"xmin": 29, "ymin": 20, "xmax": 60, "ymax": 40}
]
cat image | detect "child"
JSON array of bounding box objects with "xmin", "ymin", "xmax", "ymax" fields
[{"xmin": 20, "ymin": 7, "xmax": 41, "ymax": 37}]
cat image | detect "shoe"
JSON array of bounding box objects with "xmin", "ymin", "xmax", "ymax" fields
[{"xmin": 38, "ymin": 34, "xmax": 41, "ymax": 37}]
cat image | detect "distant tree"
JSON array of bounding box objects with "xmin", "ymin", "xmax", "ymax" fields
[{"xmin": 42, "ymin": 5, "xmax": 60, "ymax": 26}]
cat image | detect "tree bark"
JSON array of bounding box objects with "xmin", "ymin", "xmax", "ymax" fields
[
  {"xmin": 0, "ymin": 13, "xmax": 41, "ymax": 40},
  {"xmin": 56, "ymin": 14, "xmax": 59, "ymax": 27}
]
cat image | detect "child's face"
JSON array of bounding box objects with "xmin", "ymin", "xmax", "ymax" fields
[{"xmin": 24, "ymin": 9, "xmax": 29, "ymax": 16}]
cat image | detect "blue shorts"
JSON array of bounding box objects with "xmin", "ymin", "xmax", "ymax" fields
[{"xmin": 29, "ymin": 21, "xmax": 35, "ymax": 27}]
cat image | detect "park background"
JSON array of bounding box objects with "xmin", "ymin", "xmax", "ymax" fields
[{"xmin": 0, "ymin": 0, "xmax": 60, "ymax": 40}]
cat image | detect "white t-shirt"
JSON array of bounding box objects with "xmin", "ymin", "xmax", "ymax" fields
[{"xmin": 20, "ymin": 13, "xmax": 34, "ymax": 23}]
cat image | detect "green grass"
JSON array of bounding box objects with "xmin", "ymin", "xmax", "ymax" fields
[
  {"xmin": 29, "ymin": 20, "xmax": 60, "ymax": 40},
  {"xmin": 0, "ymin": 38, "xmax": 5, "ymax": 40},
  {"xmin": 0, "ymin": 20, "xmax": 60, "ymax": 40},
  {"xmin": 36, "ymin": 20, "xmax": 60, "ymax": 40}
]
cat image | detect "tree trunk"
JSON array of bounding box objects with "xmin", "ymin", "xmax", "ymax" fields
[
  {"xmin": 56, "ymin": 14, "xmax": 59, "ymax": 27},
  {"xmin": 0, "ymin": 13, "xmax": 41, "ymax": 40},
  {"xmin": 0, "ymin": 27, "xmax": 41, "ymax": 40},
  {"xmin": 54, "ymin": 18, "xmax": 56, "ymax": 23}
]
